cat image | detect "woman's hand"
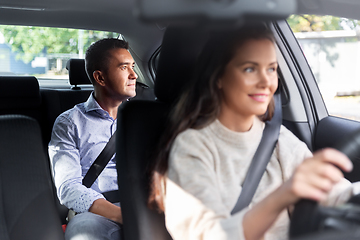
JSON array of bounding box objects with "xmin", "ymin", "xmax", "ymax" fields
[
  {"xmin": 243, "ymin": 148, "xmax": 353, "ymax": 240},
  {"xmin": 283, "ymin": 148, "xmax": 353, "ymax": 205}
]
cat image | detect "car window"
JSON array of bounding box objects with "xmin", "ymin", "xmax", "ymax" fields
[
  {"xmin": 0, "ymin": 25, "xmax": 119, "ymax": 86},
  {"xmin": 288, "ymin": 15, "xmax": 360, "ymax": 121}
]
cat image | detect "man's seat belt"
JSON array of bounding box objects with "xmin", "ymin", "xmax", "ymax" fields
[
  {"xmin": 231, "ymin": 90, "xmax": 282, "ymax": 214},
  {"xmin": 82, "ymin": 131, "xmax": 119, "ymax": 203}
]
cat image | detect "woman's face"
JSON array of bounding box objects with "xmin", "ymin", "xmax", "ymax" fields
[{"xmin": 218, "ymin": 38, "xmax": 278, "ymax": 121}]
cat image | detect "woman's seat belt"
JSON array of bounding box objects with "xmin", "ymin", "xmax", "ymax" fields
[{"xmin": 231, "ymin": 90, "xmax": 282, "ymax": 214}]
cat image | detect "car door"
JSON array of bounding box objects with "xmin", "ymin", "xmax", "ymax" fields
[{"xmin": 273, "ymin": 19, "xmax": 360, "ymax": 183}]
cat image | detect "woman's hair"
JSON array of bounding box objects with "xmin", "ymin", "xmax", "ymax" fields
[{"xmin": 148, "ymin": 23, "xmax": 276, "ymax": 212}]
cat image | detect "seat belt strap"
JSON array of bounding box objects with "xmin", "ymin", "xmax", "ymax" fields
[
  {"xmin": 231, "ymin": 90, "xmax": 282, "ymax": 215},
  {"xmin": 82, "ymin": 131, "xmax": 117, "ymax": 188},
  {"xmin": 102, "ymin": 190, "xmax": 120, "ymax": 203}
]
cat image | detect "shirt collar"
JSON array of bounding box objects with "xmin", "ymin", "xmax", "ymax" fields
[
  {"xmin": 84, "ymin": 92, "xmax": 103, "ymax": 113},
  {"xmin": 83, "ymin": 92, "xmax": 117, "ymax": 121}
]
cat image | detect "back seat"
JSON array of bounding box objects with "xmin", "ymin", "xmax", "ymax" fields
[
  {"xmin": 0, "ymin": 76, "xmax": 44, "ymax": 132},
  {"xmin": 0, "ymin": 58, "xmax": 156, "ymax": 226}
]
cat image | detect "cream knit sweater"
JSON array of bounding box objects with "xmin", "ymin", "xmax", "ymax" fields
[{"xmin": 165, "ymin": 117, "xmax": 355, "ymax": 240}]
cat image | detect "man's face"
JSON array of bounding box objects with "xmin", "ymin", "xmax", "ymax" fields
[{"xmin": 101, "ymin": 48, "xmax": 137, "ymax": 101}]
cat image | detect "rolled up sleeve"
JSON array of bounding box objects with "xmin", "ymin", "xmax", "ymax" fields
[{"xmin": 49, "ymin": 114, "xmax": 104, "ymax": 213}]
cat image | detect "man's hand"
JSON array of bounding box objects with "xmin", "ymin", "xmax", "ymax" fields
[{"xmin": 89, "ymin": 198, "xmax": 122, "ymax": 224}]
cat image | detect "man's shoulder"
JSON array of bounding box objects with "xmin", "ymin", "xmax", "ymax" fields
[{"xmin": 55, "ymin": 102, "xmax": 86, "ymax": 125}]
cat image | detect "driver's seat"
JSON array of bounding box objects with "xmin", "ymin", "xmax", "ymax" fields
[{"xmin": 116, "ymin": 26, "xmax": 208, "ymax": 240}]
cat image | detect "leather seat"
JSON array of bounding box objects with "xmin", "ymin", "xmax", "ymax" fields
[{"xmin": 116, "ymin": 26, "xmax": 208, "ymax": 240}]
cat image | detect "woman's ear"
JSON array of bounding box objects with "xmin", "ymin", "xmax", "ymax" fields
[{"xmin": 93, "ymin": 70, "xmax": 106, "ymax": 86}]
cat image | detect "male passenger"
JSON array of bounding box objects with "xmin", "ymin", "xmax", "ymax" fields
[{"xmin": 49, "ymin": 38, "xmax": 137, "ymax": 240}]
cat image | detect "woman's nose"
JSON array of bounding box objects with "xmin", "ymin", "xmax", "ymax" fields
[{"xmin": 258, "ymin": 70, "xmax": 271, "ymax": 87}]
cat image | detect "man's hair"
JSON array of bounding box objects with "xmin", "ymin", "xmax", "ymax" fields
[{"xmin": 85, "ymin": 38, "xmax": 129, "ymax": 84}]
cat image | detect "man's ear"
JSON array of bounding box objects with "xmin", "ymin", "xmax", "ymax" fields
[{"xmin": 93, "ymin": 70, "xmax": 106, "ymax": 86}]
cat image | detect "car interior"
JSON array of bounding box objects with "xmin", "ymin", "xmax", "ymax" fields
[{"xmin": 2, "ymin": 0, "xmax": 360, "ymax": 239}]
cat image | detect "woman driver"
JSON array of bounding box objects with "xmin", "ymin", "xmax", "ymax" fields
[{"xmin": 148, "ymin": 24, "xmax": 360, "ymax": 240}]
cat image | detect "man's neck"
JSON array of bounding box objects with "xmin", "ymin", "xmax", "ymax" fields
[{"xmin": 93, "ymin": 91, "xmax": 123, "ymax": 120}]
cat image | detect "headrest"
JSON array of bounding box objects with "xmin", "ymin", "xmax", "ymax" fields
[
  {"xmin": 0, "ymin": 76, "xmax": 41, "ymax": 109},
  {"xmin": 66, "ymin": 59, "xmax": 91, "ymax": 86},
  {"xmin": 154, "ymin": 26, "xmax": 208, "ymax": 104}
]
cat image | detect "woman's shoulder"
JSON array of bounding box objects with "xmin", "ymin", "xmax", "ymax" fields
[
  {"xmin": 169, "ymin": 125, "xmax": 219, "ymax": 172},
  {"xmin": 174, "ymin": 125, "xmax": 214, "ymax": 148},
  {"xmin": 171, "ymin": 124, "xmax": 219, "ymax": 159}
]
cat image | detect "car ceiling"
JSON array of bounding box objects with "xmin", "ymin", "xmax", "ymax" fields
[
  {"xmin": 0, "ymin": 0, "xmax": 164, "ymax": 62},
  {"xmin": 298, "ymin": 0, "xmax": 360, "ymax": 21},
  {"xmin": 0, "ymin": 0, "xmax": 360, "ymax": 62}
]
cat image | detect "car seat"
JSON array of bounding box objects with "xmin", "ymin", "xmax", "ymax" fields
[
  {"xmin": 0, "ymin": 76, "xmax": 44, "ymax": 139},
  {"xmin": 66, "ymin": 58, "xmax": 92, "ymax": 90},
  {"xmin": 0, "ymin": 115, "xmax": 64, "ymax": 240},
  {"xmin": 116, "ymin": 26, "xmax": 208, "ymax": 240},
  {"xmin": 0, "ymin": 76, "xmax": 70, "ymax": 226}
]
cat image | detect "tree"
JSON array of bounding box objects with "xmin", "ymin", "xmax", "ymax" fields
[
  {"xmin": 0, "ymin": 25, "xmax": 118, "ymax": 63},
  {"xmin": 287, "ymin": 15, "xmax": 360, "ymax": 32}
]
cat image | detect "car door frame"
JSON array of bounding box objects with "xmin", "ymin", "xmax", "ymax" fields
[{"xmin": 273, "ymin": 19, "xmax": 360, "ymax": 182}]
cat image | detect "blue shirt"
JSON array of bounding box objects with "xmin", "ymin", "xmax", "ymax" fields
[{"xmin": 49, "ymin": 92, "xmax": 117, "ymax": 213}]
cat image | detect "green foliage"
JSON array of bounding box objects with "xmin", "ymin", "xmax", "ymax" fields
[
  {"xmin": 287, "ymin": 15, "xmax": 360, "ymax": 32},
  {"xmin": 0, "ymin": 25, "xmax": 118, "ymax": 63}
]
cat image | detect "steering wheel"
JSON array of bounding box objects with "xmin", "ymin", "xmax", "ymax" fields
[{"xmin": 289, "ymin": 128, "xmax": 360, "ymax": 239}]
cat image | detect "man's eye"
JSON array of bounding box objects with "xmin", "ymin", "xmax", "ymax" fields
[{"xmin": 120, "ymin": 66, "xmax": 127, "ymax": 70}]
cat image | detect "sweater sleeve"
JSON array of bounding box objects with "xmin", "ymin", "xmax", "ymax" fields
[
  {"xmin": 276, "ymin": 126, "xmax": 313, "ymax": 182},
  {"xmin": 277, "ymin": 126, "xmax": 360, "ymax": 206},
  {"xmin": 165, "ymin": 130, "xmax": 247, "ymax": 240}
]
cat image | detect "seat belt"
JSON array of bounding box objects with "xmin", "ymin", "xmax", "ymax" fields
[
  {"xmin": 231, "ymin": 90, "xmax": 282, "ymax": 215},
  {"xmin": 82, "ymin": 131, "xmax": 119, "ymax": 202}
]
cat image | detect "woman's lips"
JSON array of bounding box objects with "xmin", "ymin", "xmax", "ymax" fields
[{"xmin": 249, "ymin": 94, "xmax": 268, "ymax": 102}]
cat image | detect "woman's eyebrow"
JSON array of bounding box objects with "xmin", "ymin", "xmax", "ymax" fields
[
  {"xmin": 239, "ymin": 61, "xmax": 278, "ymax": 66},
  {"xmin": 239, "ymin": 61, "xmax": 258, "ymax": 66}
]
